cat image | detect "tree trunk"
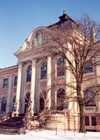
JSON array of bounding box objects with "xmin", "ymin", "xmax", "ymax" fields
[
  {"xmin": 77, "ymin": 82, "xmax": 86, "ymax": 133},
  {"xmin": 79, "ymin": 103, "xmax": 86, "ymax": 133}
]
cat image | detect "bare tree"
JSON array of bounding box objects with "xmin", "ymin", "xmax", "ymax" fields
[{"xmin": 43, "ymin": 13, "xmax": 100, "ymax": 132}]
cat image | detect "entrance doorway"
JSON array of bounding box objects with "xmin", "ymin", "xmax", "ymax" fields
[
  {"xmin": 24, "ymin": 93, "xmax": 30, "ymax": 113},
  {"xmin": 39, "ymin": 91, "xmax": 46, "ymax": 112},
  {"xmin": 12, "ymin": 96, "xmax": 16, "ymax": 111},
  {"xmin": 57, "ymin": 88, "xmax": 65, "ymax": 110},
  {"xmin": 1, "ymin": 97, "xmax": 6, "ymax": 112},
  {"xmin": 40, "ymin": 97, "xmax": 45, "ymax": 112}
]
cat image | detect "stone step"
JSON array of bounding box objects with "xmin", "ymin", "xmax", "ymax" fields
[
  {"xmin": 0, "ymin": 125, "xmax": 23, "ymax": 129},
  {"xmin": 0, "ymin": 121, "xmax": 22, "ymax": 124},
  {"xmin": 0, "ymin": 123, "xmax": 23, "ymax": 128},
  {"xmin": 0, "ymin": 116, "xmax": 24, "ymax": 134},
  {"xmin": 0, "ymin": 128, "xmax": 20, "ymax": 135},
  {"xmin": 1, "ymin": 120, "xmax": 23, "ymax": 124},
  {"xmin": 0, "ymin": 116, "xmax": 23, "ymax": 121},
  {"xmin": 0, "ymin": 123, "xmax": 22, "ymax": 126}
]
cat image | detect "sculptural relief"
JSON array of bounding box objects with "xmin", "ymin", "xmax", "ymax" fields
[
  {"xmin": 25, "ymin": 30, "xmax": 49, "ymax": 50},
  {"xmin": 31, "ymin": 30, "xmax": 48, "ymax": 48}
]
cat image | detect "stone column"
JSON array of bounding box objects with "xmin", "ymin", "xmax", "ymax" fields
[
  {"xmin": 15, "ymin": 62, "xmax": 22, "ymax": 114},
  {"xmin": 65, "ymin": 51, "xmax": 73, "ymax": 111},
  {"xmin": 65, "ymin": 48, "xmax": 77, "ymax": 113},
  {"xmin": 6, "ymin": 74, "xmax": 13, "ymax": 113},
  {"xmin": 65, "ymin": 52, "xmax": 70, "ymax": 98},
  {"xmin": 47, "ymin": 56, "xmax": 52, "ymax": 109},
  {"xmin": 30, "ymin": 59, "xmax": 36, "ymax": 114}
]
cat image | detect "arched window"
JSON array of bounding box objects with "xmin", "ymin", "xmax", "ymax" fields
[
  {"xmin": 26, "ymin": 66, "xmax": 32, "ymax": 82},
  {"xmin": 85, "ymin": 88, "xmax": 95, "ymax": 106},
  {"xmin": 57, "ymin": 88, "xmax": 65, "ymax": 110},
  {"xmin": 41, "ymin": 62, "xmax": 47, "ymax": 79},
  {"xmin": 12, "ymin": 96, "xmax": 16, "ymax": 111},
  {"xmin": 57, "ymin": 58, "xmax": 65, "ymax": 76},
  {"xmin": 1, "ymin": 97, "xmax": 6, "ymax": 112}
]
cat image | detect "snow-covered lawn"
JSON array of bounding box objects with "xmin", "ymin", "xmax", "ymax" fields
[{"xmin": 0, "ymin": 130, "xmax": 100, "ymax": 140}]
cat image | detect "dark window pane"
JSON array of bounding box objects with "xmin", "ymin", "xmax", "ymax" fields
[
  {"xmin": 84, "ymin": 60, "xmax": 93, "ymax": 73},
  {"xmin": 85, "ymin": 116, "xmax": 89, "ymax": 126},
  {"xmin": 14, "ymin": 76, "xmax": 17, "ymax": 86},
  {"xmin": 12, "ymin": 96, "xmax": 16, "ymax": 111},
  {"xmin": 3, "ymin": 79, "xmax": 8, "ymax": 88},
  {"xmin": 24, "ymin": 93, "xmax": 30, "ymax": 113},
  {"xmin": 91, "ymin": 116, "xmax": 96, "ymax": 126},
  {"xmin": 1, "ymin": 97, "xmax": 6, "ymax": 112},
  {"xmin": 26, "ymin": 66, "xmax": 32, "ymax": 82},
  {"xmin": 57, "ymin": 58, "xmax": 65, "ymax": 76},
  {"xmin": 57, "ymin": 88, "xmax": 66, "ymax": 110},
  {"xmin": 85, "ymin": 88, "xmax": 95, "ymax": 106},
  {"xmin": 41, "ymin": 62, "xmax": 47, "ymax": 79}
]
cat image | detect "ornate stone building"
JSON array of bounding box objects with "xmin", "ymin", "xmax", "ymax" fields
[{"xmin": 0, "ymin": 11, "xmax": 100, "ymax": 131}]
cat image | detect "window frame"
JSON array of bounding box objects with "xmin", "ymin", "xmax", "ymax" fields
[
  {"xmin": 85, "ymin": 88, "xmax": 96, "ymax": 106},
  {"xmin": 26, "ymin": 66, "xmax": 32, "ymax": 82},
  {"xmin": 57, "ymin": 58, "xmax": 65, "ymax": 76},
  {"xmin": 1, "ymin": 97, "xmax": 6, "ymax": 112},
  {"xmin": 91, "ymin": 116, "xmax": 96, "ymax": 126},
  {"xmin": 84, "ymin": 60, "xmax": 93, "ymax": 73},
  {"xmin": 57, "ymin": 88, "xmax": 66, "ymax": 110},
  {"xmin": 3, "ymin": 78, "xmax": 8, "ymax": 88},
  {"xmin": 14, "ymin": 76, "xmax": 17, "ymax": 86},
  {"xmin": 12, "ymin": 96, "xmax": 16, "ymax": 111},
  {"xmin": 41, "ymin": 62, "xmax": 47, "ymax": 79},
  {"xmin": 85, "ymin": 116, "xmax": 89, "ymax": 126}
]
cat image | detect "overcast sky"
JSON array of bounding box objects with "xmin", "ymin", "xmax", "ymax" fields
[{"xmin": 0, "ymin": 0, "xmax": 100, "ymax": 68}]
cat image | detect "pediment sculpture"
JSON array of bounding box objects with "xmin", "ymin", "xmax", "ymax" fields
[
  {"xmin": 31, "ymin": 30, "xmax": 49, "ymax": 48},
  {"xmin": 15, "ymin": 29, "xmax": 50, "ymax": 55}
]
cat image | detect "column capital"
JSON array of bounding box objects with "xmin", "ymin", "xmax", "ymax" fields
[
  {"xmin": 30, "ymin": 58, "xmax": 37, "ymax": 62},
  {"xmin": 17, "ymin": 61, "xmax": 22, "ymax": 65},
  {"xmin": 47, "ymin": 55, "xmax": 52, "ymax": 59},
  {"xmin": 17, "ymin": 61, "xmax": 25, "ymax": 66}
]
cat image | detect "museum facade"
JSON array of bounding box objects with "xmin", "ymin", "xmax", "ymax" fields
[{"xmin": 0, "ymin": 11, "xmax": 100, "ymax": 131}]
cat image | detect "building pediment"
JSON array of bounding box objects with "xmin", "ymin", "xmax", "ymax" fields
[{"xmin": 14, "ymin": 26, "xmax": 50, "ymax": 57}]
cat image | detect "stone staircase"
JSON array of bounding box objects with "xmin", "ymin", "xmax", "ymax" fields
[
  {"xmin": 0, "ymin": 116, "xmax": 24, "ymax": 135},
  {"xmin": 0, "ymin": 110, "xmax": 75, "ymax": 134}
]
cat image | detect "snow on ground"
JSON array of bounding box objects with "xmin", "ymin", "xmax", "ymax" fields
[{"xmin": 0, "ymin": 130, "xmax": 100, "ymax": 140}]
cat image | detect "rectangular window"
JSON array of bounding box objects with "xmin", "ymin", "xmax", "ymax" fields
[
  {"xmin": 85, "ymin": 88, "xmax": 95, "ymax": 106},
  {"xmin": 91, "ymin": 116, "xmax": 96, "ymax": 126},
  {"xmin": 14, "ymin": 76, "xmax": 17, "ymax": 86},
  {"xmin": 84, "ymin": 60, "xmax": 93, "ymax": 73},
  {"xmin": 85, "ymin": 116, "xmax": 89, "ymax": 126},
  {"xmin": 3, "ymin": 78, "xmax": 8, "ymax": 88}
]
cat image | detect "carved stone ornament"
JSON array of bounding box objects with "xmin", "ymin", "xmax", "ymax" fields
[{"xmin": 31, "ymin": 30, "xmax": 49, "ymax": 48}]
